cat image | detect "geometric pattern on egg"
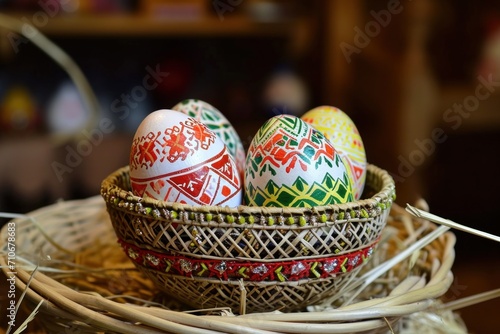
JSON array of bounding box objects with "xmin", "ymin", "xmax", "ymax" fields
[
  {"xmin": 129, "ymin": 109, "xmax": 242, "ymax": 207},
  {"xmin": 244, "ymin": 114, "xmax": 354, "ymax": 207},
  {"xmin": 301, "ymin": 106, "xmax": 367, "ymax": 199},
  {"xmin": 172, "ymin": 99, "xmax": 246, "ymax": 177}
]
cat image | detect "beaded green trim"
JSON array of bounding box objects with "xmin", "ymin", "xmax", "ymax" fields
[{"xmin": 100, "ymin": 165, "xmax": 396, "ymax": 228}]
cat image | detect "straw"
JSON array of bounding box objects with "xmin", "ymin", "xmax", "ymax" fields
[
  {"xmin": 0, "ymin": 196, "xmax": 464, "ymax": 333},
  {"xmin": 406, "ymin": 204, "xmax": 500, "ymax": 243}
]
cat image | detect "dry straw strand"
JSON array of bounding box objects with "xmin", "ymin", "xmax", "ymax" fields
[
  {"xmin": 406, "ymin": 204, "xmax": 500, "ymax": 243},
  {"xmin": 10, "ymin": 300, "xmax": 43, "ymax": 334}
]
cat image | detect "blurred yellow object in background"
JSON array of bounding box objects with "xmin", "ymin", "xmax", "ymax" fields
[{"xmin": 0, "ymin": 85, "xmax": 38, "ymax": 132}]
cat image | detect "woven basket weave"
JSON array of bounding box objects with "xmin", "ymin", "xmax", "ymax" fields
[
  {"xmin": 0, "ymin": 196, "xmax": 460, "ymax": 334},
  {"xmin": 100, "ymin": 164, "xmax": 395, "ymax": 312}
]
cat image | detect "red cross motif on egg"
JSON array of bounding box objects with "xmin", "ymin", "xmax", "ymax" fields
[{"xmin": 129, "ymin": 109, "xmax": 242, "ymax": 207}]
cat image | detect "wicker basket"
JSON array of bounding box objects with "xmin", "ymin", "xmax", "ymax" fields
[
  {"xmin": 100, "ymin": 164, "xmax": 395, "ymax": 312},
  {"xmin": 0, "ymin": 196, "xmax": 462, "ymax": 334}
]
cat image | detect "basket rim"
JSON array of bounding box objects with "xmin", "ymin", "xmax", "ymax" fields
[{"xmin": 101, "ymin": 163, "xmax": 396, "ymax": 220}]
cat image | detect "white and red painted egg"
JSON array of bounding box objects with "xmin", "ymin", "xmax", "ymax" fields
[
  {"xmin": 172, "ymin": 99, "xmax": 246, "ymax": 176},
  {"xmin": 244, "ymin": 114, "xmax": 354, "ymax": 207},
  {"xmin": 301, "ymin": 106, "xmax": 367, "ymax": 199},
  {"xmin": 129, "ymin": 109, "xmax": 242, "ymax": 207}
]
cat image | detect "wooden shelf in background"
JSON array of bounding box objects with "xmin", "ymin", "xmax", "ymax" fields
[{"xmin": 2, "ymin": 12, "xmax": 298, "ymax": 37}]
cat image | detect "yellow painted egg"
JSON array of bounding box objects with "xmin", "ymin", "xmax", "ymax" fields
[
  {"xmin": 244, "ymin": 114, "xmax": 354, "ymax": 207},
  {"xmin": 301, "ymin": 106, "xmax": 366, "ymax": 199},
  {"xmin": 129, "ymin": 109, "xmax": 242, "ymax": 207}
]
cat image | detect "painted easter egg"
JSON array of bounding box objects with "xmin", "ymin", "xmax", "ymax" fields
[
  {"xmin": 172, "ymin": 99, "xmax": 245, "ymax": 175},
  {"xmin": 129, "ymin": 109, "xmax": 242, "ymax": 207},
  {"xmin": 301, "ymin": 106, "xmax": 366, "ymax": 199},
  {"xmin": 244, "ymin": 114, "xmax": 354, "ymax": 207}
]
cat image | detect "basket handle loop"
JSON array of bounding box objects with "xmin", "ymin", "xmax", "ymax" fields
[{"xmin": 0, "ymin": 13, "xmax": 100, "ymax": 146}]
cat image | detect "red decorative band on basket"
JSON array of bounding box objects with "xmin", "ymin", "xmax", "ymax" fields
[{"xmin": 119, "ymin": 239, "xmax": 378, "ymax": 282}]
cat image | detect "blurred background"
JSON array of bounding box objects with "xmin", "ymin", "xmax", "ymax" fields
[{"xmin": 0, "ymin": 0, "xmax": 499, "ymax": 332}]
